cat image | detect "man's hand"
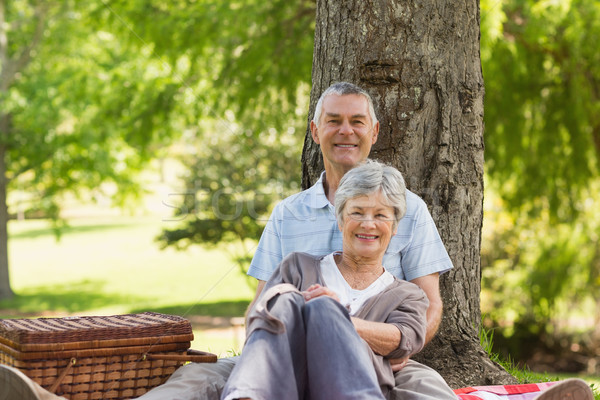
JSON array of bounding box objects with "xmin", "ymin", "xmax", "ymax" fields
[
  {"xmin": 389, "ymin": 357, "xmax": 409, "ymax": 372},
  {"xmin": 301, "ymin": 284, "xmax": 340, "ymax": 302}
]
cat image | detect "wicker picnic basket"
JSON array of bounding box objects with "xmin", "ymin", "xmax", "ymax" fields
[{"xmin": 0, "ymin": 312, "xmax": 217, "ymax": 400}]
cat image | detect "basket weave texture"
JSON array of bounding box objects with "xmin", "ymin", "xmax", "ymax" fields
[{"xmin": 0, "ymin": 312, "xmax": 216, "ymax": 400}]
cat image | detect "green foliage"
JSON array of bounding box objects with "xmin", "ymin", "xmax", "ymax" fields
[
  {"xmin": 98, "ymin": 0, "xmax": 315, "ymax": 134},
  {"xmin": 2, "ymin": 1, "xmax": 185, "ymax": 218},
  {"xmin": 482, "ymin": 0, "xmax": 600, "ymax": 220},
  {"xmin": 3, "ymin": 0, "xmax": 315, "ymax": 218},
  {"xmin": 481, "ymin": 181, "xmax": 600, "ymax": 344},
  {"xmin": 480, "ymin": 0, "xmax": 600, "ymax": 363},
  {"xmin": 156, "ymin": 117, "xmax": 303, "ymax": 275},
  {"xmin": 1, "ymin": 0, "xmax": 314, "ymax": 297},
  {"xmin": 122, "ymin": 0, "xmax": 315, "ymax": 273}
]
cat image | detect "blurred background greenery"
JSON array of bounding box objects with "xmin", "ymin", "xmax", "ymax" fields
[{"xmin": 0, "ymin": 0, "xmax": 598, "ymax": 383}]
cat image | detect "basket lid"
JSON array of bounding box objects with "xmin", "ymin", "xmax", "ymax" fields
[{"xmin": 0, "ymin": 312, "xmax": 194, "ymax": 352}]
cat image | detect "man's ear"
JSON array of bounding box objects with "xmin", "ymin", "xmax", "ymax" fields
[
  {"xmin": 310, "ymin": 120, "xmax": 320, "ymax": 144},
  {"xmin": 371, "ymin": 121, "xmax": 380, "ymax": 144}
]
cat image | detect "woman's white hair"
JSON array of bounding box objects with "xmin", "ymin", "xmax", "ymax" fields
[{"xmin": 335, "ymin": 159, "xmax": 407, "ymax": 230}]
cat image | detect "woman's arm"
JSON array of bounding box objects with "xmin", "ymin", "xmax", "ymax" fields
[
  {"xmin": 351, "ymin": 318, "xmax": 401, "ymax": 356},
  {"xmin": 355, "ymin": 281, "xmax": 429, "ymax": 359}
]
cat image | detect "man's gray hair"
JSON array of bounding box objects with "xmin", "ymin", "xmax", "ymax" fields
[
  {"xmin": 312, "ymin": 82, "xmax": 378, "ymax": 128},
  {"xmin": 335, "ymin": 159, "xmax": 407, "ymax": 230}
]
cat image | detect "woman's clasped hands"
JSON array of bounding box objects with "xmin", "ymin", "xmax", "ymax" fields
[{"xmin": 302, "ymin": 283, "xmax": 340, "ymax": 302}]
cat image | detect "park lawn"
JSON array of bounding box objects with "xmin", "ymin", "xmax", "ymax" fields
[{"xmin": 3, "ymin": 215, "xmax": 255, "ymax": 355}]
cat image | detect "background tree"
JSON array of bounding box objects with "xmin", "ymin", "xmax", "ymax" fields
[
  {"xmin": 302, "ymin": 0, "xmax": 514, "ymax": 387},
  {"xmin": 0, "ymin": 0, "xmax": 187, "ymax": 299}
]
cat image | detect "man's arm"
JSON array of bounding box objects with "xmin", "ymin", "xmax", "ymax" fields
[{"xmin": 410, "ymin": 272, "xmax": 442, "ymax": 344}]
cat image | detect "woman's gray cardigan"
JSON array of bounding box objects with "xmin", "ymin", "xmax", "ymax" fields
[{"xmin": 246, "ymin": 252, "xmax": 429, "ymax": 394}]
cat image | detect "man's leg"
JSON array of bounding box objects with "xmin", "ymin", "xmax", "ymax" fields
[
  {"xmin": 389, "ymin": 359, "xmax": 457, "ymax": 400},
  {"xmin": 0, "ymin": 359, "xmax": 237, "ymax": 400},
  {"xmin": 137, "ymin": 357, "xmax": 238, "ymax": 400},
  {"xmin": 0, "ymin": 364, "xmax": 66, "ymax": 400}
]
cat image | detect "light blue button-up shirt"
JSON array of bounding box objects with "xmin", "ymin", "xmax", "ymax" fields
[{"xmin": 248, "ymin": 172, "xmax": 453, "ymax": 282}]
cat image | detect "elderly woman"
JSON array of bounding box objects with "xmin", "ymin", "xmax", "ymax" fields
[{"xmin": 221, "ymin": 160, "xmax": 429, "ymax": 400}]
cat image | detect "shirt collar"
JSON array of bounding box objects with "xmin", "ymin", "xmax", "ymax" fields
[{"xmin": 301, "ymin": 171, "xmax": 331, "ymax": 209}]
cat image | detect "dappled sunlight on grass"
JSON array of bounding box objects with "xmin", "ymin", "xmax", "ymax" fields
[
  {"xmin": 4, "ymin": 216, "xmax": 255, "ymax": 353},
  {"xmin": 5, "ymin": 217, "xmax": 254, "ymax": 357},
  {"xmin": 7, "ymin": 216, "xmax": 255, "ymax": 306}
]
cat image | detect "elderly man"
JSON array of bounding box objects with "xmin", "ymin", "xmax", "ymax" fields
[{"xmin": 0, "ymin": 82, "xmax": 456, "ymax": 400}]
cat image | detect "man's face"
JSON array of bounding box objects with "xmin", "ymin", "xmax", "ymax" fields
[{"xmin": 311, "ymin": 94, "xmax": 379, "ymax": 172}]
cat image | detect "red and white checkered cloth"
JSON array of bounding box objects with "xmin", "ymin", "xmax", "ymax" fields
[{"xmin": 454, "ymin": 382, "xmax": 559, "ymax": 400}]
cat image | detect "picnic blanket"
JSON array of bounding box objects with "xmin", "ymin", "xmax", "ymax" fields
[{"xmin": 454, "ymin": 382, "xmax": 558, "ymax": 400}]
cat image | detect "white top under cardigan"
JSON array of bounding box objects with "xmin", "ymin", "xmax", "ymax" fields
[{"xmin": 320, "ymin": 252, "xmax": 395, "ymax": 315}]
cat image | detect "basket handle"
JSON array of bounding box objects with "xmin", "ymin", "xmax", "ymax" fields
[
  {"xmin": 50, "ymin": 357, "xmax": 77, "ymax": 393},
  {"xmin": 145, "ymin": 349, "xmax": 218, "ymax": 363}
]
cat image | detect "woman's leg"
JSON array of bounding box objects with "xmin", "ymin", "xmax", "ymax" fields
[
  {"xmin": 304, "ymin": 296, "xmax": 385, "ymax": 400},
  {"xmin": 222, "ymin": 291, "xmax": 308, "ymax": 400},
  {"xmin": 222, "ymin": 293, "xmax": 385, "ymax": 400}
]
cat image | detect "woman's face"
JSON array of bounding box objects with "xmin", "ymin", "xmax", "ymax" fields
[{"xmin": 339, "ymin": 191, "xmax": 397, "ymax": 261}]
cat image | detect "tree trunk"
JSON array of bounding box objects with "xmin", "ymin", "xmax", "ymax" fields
[
  {"xmin": 0, "ymin": 114, "xmax": 13, "ymax": 300},
  {"xmin": 302, "ymin": 0, "xmax": 516, "ymax": 388}
]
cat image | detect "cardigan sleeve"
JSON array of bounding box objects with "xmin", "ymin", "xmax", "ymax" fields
[{"xmin": 383, "ymin": 282, "xmax": 429, "ymax": 359}]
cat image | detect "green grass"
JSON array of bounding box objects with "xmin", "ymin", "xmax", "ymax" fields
[{"xmin": 3, "ymin": 216, "xmax": 255, "ymax": 355}]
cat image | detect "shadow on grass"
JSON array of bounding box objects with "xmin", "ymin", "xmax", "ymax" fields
[
  {"xmin": 131, "ymin": 300, "xmax": 251, "ymax": 318},
  {"xmin": 0, "ymin": 280, "xmax": 145, "ymax": 317},
  {"xmin": 0, "ymin": 280, "xmax": 251, "ymax": 321}
]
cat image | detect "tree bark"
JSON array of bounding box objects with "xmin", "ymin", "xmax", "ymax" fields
[{"xmin": 302, "ymin": 0, "xmax": 516, "ymax": 388}]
